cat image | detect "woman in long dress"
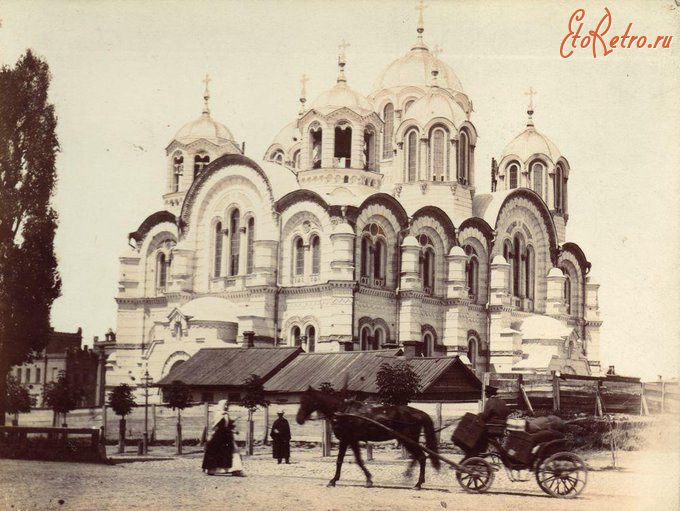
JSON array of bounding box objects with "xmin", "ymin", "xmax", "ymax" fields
[
  {"xmin": 202, "ymin": 415, "xmax": 233, "ymax": 475},
  {"xmin": 203, "ymin": 399, "xmax": 246, "ymax": 476}
]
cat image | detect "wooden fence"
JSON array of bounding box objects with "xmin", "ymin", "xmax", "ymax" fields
[
  {"xmin": 487, "ymin": 372, "xmax": 644, "ymax": 416},
  {"xmin": 642, "ymin": 380, "xmax": 680, "ymax": 414}
]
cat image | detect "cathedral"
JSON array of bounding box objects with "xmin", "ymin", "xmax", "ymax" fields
[{"xmin": 103, "ymin": 9, "xmax": 602, "ymax": 398}]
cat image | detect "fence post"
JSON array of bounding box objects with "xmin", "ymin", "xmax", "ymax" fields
[
  {"xmin": 102, "ymin": 405, "xmax": 107, "ymax": 441},
  {"xmin": 661, "ymin": 381, "xmax": 666, "ymax": 413},
  {"xmin": 518, "ymin": 375, "xmax": 534, "ymax": 415},
  {"xmin": 151, "ymin": 404, "xmax": 157, "ymax": 443},
  {"xmin": 322, "ymin": 419, "xmax": 332, "ymax": 457},
  {"xmin": 263, "ymin": 405, "xmax": 269, "ymax": 445},
  {"xmin": 552, "ymin": 372, "xmax": 561, "ymax": 412},
  {"xmin": 595, "ymin": 381, "xmax": 603, "ymax": 417}
]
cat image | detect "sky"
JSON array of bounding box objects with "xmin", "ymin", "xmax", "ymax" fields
[{"xmin": 1, "ymin": 0, "xmax": 678, "ymax": 380}]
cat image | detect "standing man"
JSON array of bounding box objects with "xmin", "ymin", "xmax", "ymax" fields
[{"xmin": 270, "ymin": 410, "xmax": 291, "ymax": 464}]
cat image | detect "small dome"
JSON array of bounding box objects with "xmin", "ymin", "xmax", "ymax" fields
[
  {"xmin": 373, "ymin": 47, "xmax": 464, "ymax": 94},
  {"xmin": 405, "ymin": 89, "xmax": 467, "ymax": 127},
  {"xmin": 501, "ymin": 125, "xmax": 561, "ymax": 164},
  {"xmin": 333, "ymin": 222, "xmax": 355, "ymax": 235},
  {"xmin": 310, "ymin": 82, "xmax": 373, "ymax": 114},
  {"xmin": 174, "ymin": 112, "xmax": 235, "ymax": 146},
  {"xmin": 270, "ymin": 120, "xmax": 301, "ymax": 150},
  {"xmin": 491, "ymin": 255, "xmax": 508, "ymax": 265},
  {"xmin": 402, "ymin": 235, "xmax": 419, "ymax": 248},
  {"xmin": 179, "ymin": 296, "xmax": 240, "ymax": 323},
  {"xmin": 448, "ymin": 246, "xmax": 465, "ymax": 257},
  {"xmin": 547, "ymin": 267, "xmax": 565, "ymax": 278}
]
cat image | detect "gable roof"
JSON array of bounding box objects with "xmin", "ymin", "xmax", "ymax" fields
[{"xmin": 156, "ymin": 347, "xmax": 302, "ymax": 387}]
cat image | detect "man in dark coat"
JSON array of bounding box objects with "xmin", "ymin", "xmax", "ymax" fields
[{"xmin": 270, "ymin": 410, "xmax": 291, "ymax": 464}]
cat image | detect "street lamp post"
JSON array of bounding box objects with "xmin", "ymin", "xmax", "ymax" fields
[{"xmin": 141, "ymin": 368, "xmax": 153, "ymax": 455}]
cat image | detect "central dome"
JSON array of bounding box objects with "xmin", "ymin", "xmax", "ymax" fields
[
  {"xmin": 373, "ymin": 47, "xmax": 464, "ymax": 93},
  {"xmin": 174, "ymin": 113, "xmax": 235, "ymax": 146},
  {"xmin": 311, "ymin": 82, "xmax": 373, "ymax": 114}
]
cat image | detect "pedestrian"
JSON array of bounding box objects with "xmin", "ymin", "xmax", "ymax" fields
[
  {"xmin": 202, "ymin": 403, "xmax": 234, "ymax": 475},
  {"xmin": 270, "ymin": 410, "xmax": 291, "ymax": 464}
]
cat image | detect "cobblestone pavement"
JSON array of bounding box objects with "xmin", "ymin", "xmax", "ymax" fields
[{"xmin": 0, "ymin": 445, "xmax": 677, "ymax": 511}]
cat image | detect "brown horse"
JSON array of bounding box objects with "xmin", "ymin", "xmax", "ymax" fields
[{"xmin": 296, "ymin": 387, "xmax": 440, "ymax": 489}]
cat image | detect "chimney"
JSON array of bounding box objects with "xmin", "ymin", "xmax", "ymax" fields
[
  {"xmin": 243, "ymin": 331, "xmax": 255, "ymax": 348},
  {"xmin": 401, "ymin": 341, "xmax": 421, "ymax": 359}
]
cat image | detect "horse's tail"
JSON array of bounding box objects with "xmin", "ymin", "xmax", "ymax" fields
[{"xmin": 423, "ymin": 416, "xmax": 441, "ymax": 471}]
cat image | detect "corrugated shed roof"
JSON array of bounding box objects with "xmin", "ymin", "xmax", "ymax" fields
[
  {"xmin": 156, "ymin": 347, "xmax": 301, "ymax": 387},
  {"xmin": 264, "ymin": 351, "xmax": 475, "ymax": 394}
]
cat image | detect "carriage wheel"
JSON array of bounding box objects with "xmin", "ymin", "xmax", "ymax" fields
[
  {"xmin": 536, "ymin": 452, "xmax": 588, "ymax": 498},
  {"xmin": 455, "ymin": 457, "xmax": 494, "ymax": 493}
]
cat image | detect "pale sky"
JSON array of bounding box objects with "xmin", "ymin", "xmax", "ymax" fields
[{"xmin": 1, "ymin": 0, "xmax": 678, "ymax": 380}]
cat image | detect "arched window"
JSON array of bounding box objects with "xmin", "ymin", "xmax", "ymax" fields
[
  {"xmin": 310, "ymin": 235, "xmax": 320, "ymax": 275},
  {"xmin": 464, "ymin": 245, "xmax": 479, "ymax": 300},
  {"xmin": 194, "ymin": 154, "xmax": 210, "ymax": 178},
  {"xmin": 306, "ymin": 326, "xmax": 316, "ymax": 353},
  {"xmin": 291, "ymin": 326, "xmax": 301, "ymax": 347},
  {"xmin": 173, "ymin": 154, "xmax": 184, "ymax": 192},
  {"xmin": 360, "ymin": 326, "xmax": 372, "ymax": 351},
  {"xmin": 457, "ymin": 129, "xmax": 470, "ymax": 184},
  {"xmin": 525, "ymin": 246, "xmax": 535, "ymax": 301},
  {"xmin": 532, "ymin": 161, "xmax": 544, "ymax": 198},
  {"xmin": 213, "ymin": 221, "xmax": 223, "ymax": 277},
  {"xmin": 555, "ymin": 165, "xmax": 564, "ymax": 211},
  {"xmin": 468, "ymin": 337, "xmax": 478, "ymax": 369},
  {"xmin": 294, "ymin": 237, "xmax": 304, "ymax": 276},
  {"xmin": 418, "ymin": 234, "xmax": 435, "ymax": 293},
  {"xmin": 293, "ymin": 150, "xmax": 301, "ymax": 169},
  {"xmin": 382, "ymin": 103, "xmax": 394, "ymax": 158},
  {"xmin": 373, "ymin": 329, "xmax": 383, "ymax": 350},
  {"xmin": 310, "ymin": 127, "xmax": 322, "ymax": 169},
  {"xmin": 431, "ymin": 127, "xmax": 448, "ymax": 181},
  {"xmin": 360, "ymin": 237, "xmax": 370, "ymax": 278},
  {"xmin": 373, "ymin": 238, "xmax": 385, "ymax": 282},
  {"xmin": 246, "ymin": 218, "xmax": 255, "ymax": 275},
  {"xmin": 334, "ymin": 124, "xmax": 352, "ymax": 167},
  {"xmin": 229, "ymin": 209, "xmax": 240, "ymax": 276},
  {"xmin": 508, "ymin": 162, "xmax": 519, "ymax": 189},
  {"xmin": 272, "ymin": 150, "xmax": 284, "ymax": 164},
  {"xmin": 563, "ymin": 275, "xmax": 572, "ymax": 314},
  {"xmin": 422, "ymin": 332, "xmax": 434, "ymax": 357},
  {"xmin": 406, "ymin": 130, "xmax": 418, "ymax": 182},
  {"xmin": 157, "ymin": 253, "xmax": 167, "ymax": 289},
  {"xmin": 363, "ymin": 128, "xmax": 375, "ymax": 171},
  {"xmin": 404, "ymin": 99, "xmax": 416, "ymax": 113},
  {"xmin": 512, "ymin": 235, "xmax": 522, "ymax": 298}
]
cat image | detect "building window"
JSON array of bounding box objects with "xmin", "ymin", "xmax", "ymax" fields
[
  {"xmin": 293, "ymin": 150, "xmax": 301, "ymax": 169},
  {"xmin": 373, "ymin": 238, "xmax": 385, "ymax": 281},
  {"xmin": 360, "ymin": 237, "xmax": 370, "ymax": 278},
  {"xmin": 25, "ymin": 368, "xmax": 31, "ymax": 384},
  {"xmin": 229, "ymin": 209, "xmax": 240, "ymax": 276},
  {"xmin": 194, "ymin": 154, "xmax": 210, "ymax": 178},
  {"xmin": 373, "ymin": 329, "xmax": 383, "ymax": 350},
  {"xmin": 382, "ymin": 103, "xmax": 394, "ymax": 159},
  {"xmin": 422, "ymin": 332, "xmax": 434, "ymax": 357},
  {"xmin": 360, "ymin": 223, "xmax": 387, "ymax": 286},
  {"xmin": 291, "ymin": 326, "xmax": 301, "ymax": 347},
  {"xmin": 457, "ymin": 129, "xmax": 470, "ymax": 184},
  {"xmin": 360, "ymin": 326, "xmax": 375, "ymax": 351},
  {"xmin": 36, "ymin": 367, "xmax": 41, "ymax": 383},
  {"xmin": 406, "ymin": 130, "xmax": 418, "ymax": 182},
  {"xmin": 525, "ymin": 246, "xmax": 535, "ymax": 300},
  {"xmin": 555, "ymin": 165, "xmax": 564, "ymax": 211},
  {"xmin": 17, "ymin": 368, "xmax": 22, "ymax": 382},
  {"xmin": 532, "ymin": 161, "xmax": 544, "ymax": 198},
  {"xmin": 464, "ymin": 245, "xmax": 479, "ymax": 300},
  {"xmin": 334, "ymin": 124, "xmax": 352, "ymax": 168},
  {"xmin": 173, "ymin": 154, "xmax": 183, "ymax": 192},
  {"xmin": 508, "ymin": 162, "xmax": 519, "ymax": 189},
  {"xmin": 157, "ymin": 253, "xmax": 167, "ymax": 289},
  {"xmin": 306, "ymin": 325, "xmax": 316, "ymax": 353},
  {"xmin": 213, "ymin": 221, "xmax": 223, "ymax": 277},
  {"xmin": 468, "ymin": 337, "xmax": 479, "ymax": 369},
  {"xmin": 363, "ymin": 128, "xmax": 376, "ymax": 171},
  {"xmin": 310, "ymin": 235, "xmax": 320, "ymax": 275},
  {"xmin": 246, "ymin": 218, "xmax": 255, "ymax": 275},
  {"xmin": 563, "ymin": 274, "xmax": 572, "ymax": 314},
  {"xmin": 272, "ymin": 150, "xmax": 284, "ymax": 164},
  {"xmin": 430, "ymin": 127, "xmax": 448, "ymax": 181},
  {"xmin": 294, "ymin": 237, "xmax": 304, "ymax": 276},
  {"xmin": 418, "ymin": 234, "xmax": 435, "ymax": 294},
  {"xmin": 512, "ymin": 235, "xmax": 523, "ymax": 298},
  {"xmin": 310, "ymin": 127, "xmax": 322, "ymax": 169},
  {"xmin": 404, "ymin": 99, "xmax": 415, "ymax": 113}
]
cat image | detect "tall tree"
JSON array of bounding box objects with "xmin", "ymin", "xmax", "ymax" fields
[
  {"xmin": 375, "ymin": 361, "xmax": 422, "ymax": 406},
  {"xmin": 0, "ymin": 50, "xmax": 61, "ymax": 425},
  {"xmin": 165, "ymin": 380, "xmax": 191, "ymax": 454},
  {"xmin": 241, "ymin": 374, "xmax": 268, "ymax": 455}
]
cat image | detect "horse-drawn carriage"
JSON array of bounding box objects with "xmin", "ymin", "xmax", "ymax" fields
[{"xmin": 296, "ymin": 387, "xmax": 587, "ymax": 498}]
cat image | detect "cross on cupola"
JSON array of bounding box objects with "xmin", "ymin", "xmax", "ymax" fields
[
  {"xmin": 202, "ymin": 73, "xmax": 212, "ymax": 115},
  {"xmin": 430, "ymin": 44, "xmax": 443, "ymax": 87},
  {"xmin": 414, "ymin": 0, "xmax": 428, "ymax": 48},
  {"xmin": 337, "ymin": 39, "xmax": 350, "ymax": 83},
  {"xmin": 525, "ymin": 86, "xmax": 537, "ymax": 127},
  {"xmin": 299, "ymin": 73, "xmax": 309, "ymax": 115}
]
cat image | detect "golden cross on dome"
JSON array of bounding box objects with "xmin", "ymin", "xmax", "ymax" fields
[
  {"xmin": 416, "ymin": 0, "xmax": 428, "ymax": 27},
  {"xmin": 300, "ymin": 73, "xmax": 309, "ymax": 92},
  {"xmin": 202, "ymin": 74, "xmax": 212, "ymax": 115},
  {"xmin": 338, "ymin": 39, "xmax": 351, "ymax": 59},
  {"xmin": 525, "ymin": 86, "xmax": 537, "ymax": 110}
]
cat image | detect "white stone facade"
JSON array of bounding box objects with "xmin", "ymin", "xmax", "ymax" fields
[{"xmin": 105, "ymin": 18, "xmax": 602, "ymax": 399}]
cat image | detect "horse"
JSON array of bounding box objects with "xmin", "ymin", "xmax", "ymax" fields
[{"xmin": 296, "ymin": 387, "xmax": 441, "ymax": 489}]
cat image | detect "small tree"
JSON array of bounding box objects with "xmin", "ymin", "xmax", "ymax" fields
[
  {"xmin": 6, "ymin": 375, "xmax": 32, "ymax": 425},
  {"xmin": 43, "ymin": 373, "xmax": 81, "ymax": 427},
  {"xmin": 241, "ymin": 374, "xmax": 268, "ymax": 455},
  {"xmin": 166, "ymin": 380, "xmax": 190, "ymax": 454},
  {"xmin": 108, "ymin": 383, "xmax": 136, "ymax": 454},
  {"xmin": 376, "ymin": 361, "xmax": 421, "ymax": 406}
]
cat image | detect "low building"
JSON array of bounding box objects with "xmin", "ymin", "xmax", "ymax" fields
[{"xmin": 10, "ymin": 328, "xmax": 102, "ymax": 408}]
